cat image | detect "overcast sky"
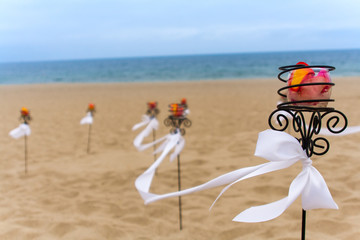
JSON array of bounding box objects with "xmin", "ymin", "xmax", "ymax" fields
[{"xmin": 1, "ymin": 0, "xmax": 360, "ymax": 62}]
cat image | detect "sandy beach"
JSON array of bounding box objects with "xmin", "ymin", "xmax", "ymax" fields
[{"xmin": 0, "ymin": 77, "xmax": 359, "ymax": 239}]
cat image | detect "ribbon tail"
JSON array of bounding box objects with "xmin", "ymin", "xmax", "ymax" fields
[
  {"xmin": 136, "ymin": 134, "xmax": 169, "ymax": 152},
  {"xmin": 132, "ymin": 115, "xmax": 150, "ymax": 131},
  {"xmin": 210, "ymin": 159, "xmax": 298, "ymax": 210},
  {"xmin": 9, "ymin": 124, "xmax": 31, "ymax": 139},
  {"xmin": 233, "ymin": 167, "xmax": 309, "ymax": 222},
  {"xmin": 144, "ymin": 163, "xmax": 269, "ymax": 205},
  {"xmin": 133, "ymin": 119, "xmax": 159, "ymax": 150},
  {"xmin": 170, "ymin": 136, "xmax": 185, "ymax": 162},
  {"xmin": 211, "ymin": 130, "xmax": 303, "ymax": 210},
  {"xmin": 301, "ymin": 166, "xmax": 338, "ymax": 210},
  {"xmin": 135, "ymin": 133, "xmax": 181, "ymax": 200},
  {"xmin": 319, "ymin": 125, "xmax": 360, "ymax": 136},
  {"xmin": 153, "ymin": 137, "xmax": 169, "ymax": 154},
  {"xmin": 144, "ymin": 129, "xmax": 302, "ymax": 208}
]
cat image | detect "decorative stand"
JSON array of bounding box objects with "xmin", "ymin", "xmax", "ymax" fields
[
  {"xmin": 268, "ymin": 64, "xmax": 347, "ymax": 240},
  {"xmin": 20, "ymin": 108, "xmax": 31, "ymax": 174},
  {"xmin": 86, "ymin": 103, "xmax": 95, "ymax": 154},
  {"xmin": 146, "ymin": 102, "xmax": 160, "ymax": 162},
  {"xmin": 164, "ymin": 103, "xmax": 192, "ymax": 231}
]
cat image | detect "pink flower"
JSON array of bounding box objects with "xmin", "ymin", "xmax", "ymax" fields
[{"xmin": 287, "ymin": 62, "xmax": 332, "ymax": 107}]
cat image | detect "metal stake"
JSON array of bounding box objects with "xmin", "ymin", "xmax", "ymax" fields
[
  {"xmin": 301, "ymin": 209, "xmax": 306, "ymax": 240},
  {"xmin": 24, "ymin": 134, "xmax": 28, "ymax": 174},
  {"xmin": 87, "ymin": 124, "xmax": 92, "ymax": 154},
  {"xmin": 153, "ymin": 129, "xmax": 157, "ymax": 161},
  {"xmin": 177, "ymin": 154, "xmax": 183, "ymax": 230}
]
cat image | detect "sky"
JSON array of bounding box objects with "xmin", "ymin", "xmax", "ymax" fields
[{"xmin": 1, "ymin": 0, "xmax": 360, "ymax": 62}]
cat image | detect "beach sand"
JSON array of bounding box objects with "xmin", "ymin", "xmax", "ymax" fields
[{"xmin": 0, "ymin": 77, "xmax": 359, "ymax": 239}]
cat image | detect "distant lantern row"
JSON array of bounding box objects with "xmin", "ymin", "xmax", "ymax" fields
[{"xmin": 10, "ymin": 103, "xmax": 96, "ymax": 174}]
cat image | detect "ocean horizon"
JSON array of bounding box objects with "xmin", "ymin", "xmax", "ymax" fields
[{"xmin": 0, "ymin": 49, "xmax": 359, "ymax": 85}]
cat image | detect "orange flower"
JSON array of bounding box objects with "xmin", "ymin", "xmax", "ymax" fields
[
  {"xmin": 170, "ymin": 103, "xmax": 184, "ymax": 117},
  {"xmin": 288, "ymin": 62, "xmax": 315, "ymax": 92},
  {"xmin": 181, "ymin": 98, "xmax": 187, "ymax": 105},
  {"xmin": 148, "ymin": 101, "xmax": 157, "ymax": 110},
  {"xmin": 21, "ymin": 107, "xmax": 29, "ymax": 116},
  {"xmin": 88, "ymin": 103, "xmax": 95, "ymax": 111}
]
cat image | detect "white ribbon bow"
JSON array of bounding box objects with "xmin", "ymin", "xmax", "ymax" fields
[
  {"xmin": 136, "ymin": 129, "xmax": 337, "ymax": 222},
  {"xmin": 132, "ymin": 115, "xmax": 159, "ymax": 151},
  {"xmin": 80, "ymin": 112, "xmax": 93, "ymax": 125},
  {"xmin": 135, "ymin": 131, "xmax": 185, "ymax": 200},
  {"xmin": 9, "ymin": 123, "xmax": 31, "ymax": 139}
]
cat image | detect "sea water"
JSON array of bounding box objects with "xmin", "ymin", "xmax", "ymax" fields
[{"xmin": 0, "ymin": 49, "xmax": 359, "ymax": 85}]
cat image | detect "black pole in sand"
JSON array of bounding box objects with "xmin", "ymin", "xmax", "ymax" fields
[
  {"xmin": 87, "ymin": 124, "xmax": 92, "ymax": 154},
  {"xmin": 24, "ymin": 134, "xmax": 28, "ymax": 174},
  {"xmin": 301, "ymin": 209, "xmax": 306, "ymax": 240},
  {"xmin": 177, "ymin": 154, "xmax": 183, "ymax": 230},
  {"xmin": 164, "ymin": 104, "xmax": 191, "ymax": 231},
  {"xmin": 153, "ymin": 129, "xmax": 157, "ymax": 161}
]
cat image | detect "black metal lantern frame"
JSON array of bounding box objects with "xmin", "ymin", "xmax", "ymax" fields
[
  {"xmin": 21, "ymin": 115, "xmax": 31, "ymax": 125},
  {"xmin": 269, "ymin": 108, "xmax": 347, "ymax": 157},
  {"xmin": 20, "ymin": 111, "xmax": 31, "ymax": 174},
  {"xmin": 268, "ymin": 64, "xmax": 348, "ymax": 240},
  {"xmin": 163, "ymin": 103, "xmax": 192, "ymax": 230},
  {"xmin": 164, "ymin": 104, "xmax": 192, "ymax": 135},
  {"xmin": 146, "ymin": 103, "xmax": 160, "ymax": 118},
  {"xmin": 270, "ymin": 64, "xmax": 347, "ymax": 157},
  {"xmin": 277, "ymin": 64, "xmax": 334, "ymax": 109}
]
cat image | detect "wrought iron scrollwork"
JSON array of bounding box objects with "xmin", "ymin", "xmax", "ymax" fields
[
  {"xmin": 164, "ymin": 115, "xmax": 192, "ymax": 135},
  {"xmin": 269, "ymin": 63, "xmax": 348, "ymax": 240},
  {"xmin": 269, "ymin": 108, "xmax": 347, "ymax": 157},
  {"xmin": 164, "ymin": 103, "xmax": 192, "ymax": 135},
  {"xmin": 269, "ymin": 63, "xmax": 348, "ymax": 157},
  {"xmin": 322, "ymin": 110, "xmax": 348, "ymax": 134},
  {"xmin": 146, "ymin": 101, "xmax": 160, "ymax": 118}
]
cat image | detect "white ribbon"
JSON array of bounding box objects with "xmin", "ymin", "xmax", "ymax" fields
[
  {"xmin": 135, "ymin": 131, "xmax": 185, "ymax": 200},
  {"xmin": 184, "ymin": 109, "xmax": 190, "ymax": 117},
  {"xmin": 132, "ymin": 115, "xmax": 159, "ymax": 151},
  {"xmin": 319, "ymin": 125, "xmax": 360, "ymax": 136},
  {"xmin": 80, "ymin": 112, "xmax": 93, "ymax": 125},
  {"xmin": 136, "ymin": 129, "xmax": 337, "ymax": 222},
  {"xmin": 9, "ymin": 123, "xmax": 31, "ymax": 139}
]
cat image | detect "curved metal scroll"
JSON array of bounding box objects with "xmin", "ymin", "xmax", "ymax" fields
[
  {"xmin": 269, "ymin": 108, "xmax": 347, "ymax": 157},
  {"xmin": 164, "ymin": 115, "xmax": 192, "ymax": 135}
]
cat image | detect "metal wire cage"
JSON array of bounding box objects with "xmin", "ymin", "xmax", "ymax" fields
[
  {"xmin": 269, "ymin": 64, "xmax": 347, "ymax": 157},
  {"xmin": 164, "ymin": 103, "xmax": 192, "ymax": 135},
  {"xmin": 277, "ymin": 64, "xmax": 336, "ymax": 111},
  {"xmin": 146, "ymin": 101, "xmax": 160, "ymax": 117},
  {"xmin": 268, "ymin": 63, "xmax": 348, "ymax": 240}
]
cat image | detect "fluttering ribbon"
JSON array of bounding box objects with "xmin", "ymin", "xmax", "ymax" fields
[
  {"xmin": 135, "ymin": 130, "xmax": 185, "ymax": 200},
  {"xmin": 135, "ymin": 129, "xmax": 337, "ymax": 222},
  {"xmin": 132, "ymin": 115, "xmax": 159, "ymax": 151},
  {"xmin": 9, "ymin": 123, "xmax": 31, "ymax": 139},
  {"xmin": 80, "ymin": 112, "xmax": 93, "ymax": 125},
  {"xmin": 319, "ymin": 125, "xmax": 360, "ymax": 136}
]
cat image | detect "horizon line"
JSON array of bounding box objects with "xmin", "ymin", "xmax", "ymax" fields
[{"xmin": 1, "ymin": 48, "xmax": 359, "ymax": 65}]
